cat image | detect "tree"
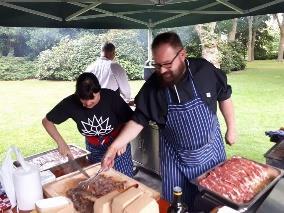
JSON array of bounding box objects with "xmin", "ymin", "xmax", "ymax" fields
[
  {"xmin": 228, "ymin": 18, "xmax": 238, "ymax": 42},
  {"xmin": 247, "ymin": 16, "xmax": 253, "ymax": 61},
  {"xmin": 246, "ymin": 15, "xmax": 270, "ymax": 61},
  {"xmin": 216, "ymin": 18, "xmax": 247, "ymax": 72},
  {"xmin": 274, "ymin": 13, "xmax": 284, "ymax": 61},
  {"xmin": 0, "ymin": 27, "xmax": 19, "ymax": 56},
  {"xmin": 26, "ymin": 28, "xmax": 62, "ymax": 58},
  {"xmin": 195, "ymin": 22, "xmax": 220, "ymax": 68},
  {"xmin": 0, "ymin": 27, "xmax": 103, "ymax": 58},
  {"xmin": 154, "ymin": 26, "xmax": 202, "ymax": 57}
]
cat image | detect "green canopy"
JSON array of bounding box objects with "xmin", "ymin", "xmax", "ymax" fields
[{"xmin": 0, "ymin": 0, "xmax": 283, "ymax": 29}]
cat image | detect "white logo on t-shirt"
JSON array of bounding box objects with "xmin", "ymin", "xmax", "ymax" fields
[{"xmin": 81, "ymin": 114, "xmax": 113, "ymax": 136}]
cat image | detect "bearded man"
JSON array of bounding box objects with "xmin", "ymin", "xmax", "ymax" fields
[{"xmin": 102, "ymin": 32, "xmax": 236, "ymax": 209}]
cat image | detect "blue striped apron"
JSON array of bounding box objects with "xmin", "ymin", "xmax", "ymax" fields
[
  {"xmin": 86, "ymin": 140, "xmax": 133, "ymax": 177},
  {"xmin": 159, "ymin": 64, "xmax": 226, "ymax": 207}
]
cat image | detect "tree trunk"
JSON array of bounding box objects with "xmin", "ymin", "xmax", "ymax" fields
[
  {"xmin": 228, "ymin": 18, "xmax": 237, "ymax": 42},
  {"xmin": 195, "ymin": 22, "xmax": 220, "ymax": 68},
  {"xmin": 247, "ymin": 16, "xmax": 253, "ymax": 62},
  {"xmin": 274, "ymin": 13, "xmax": 284, "ymax": 61},
  {"xmin": 251, "ymin": 30, "xmax": 256, "ymax": 61},
  {"xmin": 278, "ymin": 29, "xmax": 284, "ymax": 61}
]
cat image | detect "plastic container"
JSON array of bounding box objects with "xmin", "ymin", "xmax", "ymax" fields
[{"xmin": 13, "ymin": 163, "xmax": 43, "ymax": 211}]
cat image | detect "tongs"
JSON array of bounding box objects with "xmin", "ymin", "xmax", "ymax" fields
[{"xmin": 79, "ymin": 167, "xmax": 107, "ymax": 189}]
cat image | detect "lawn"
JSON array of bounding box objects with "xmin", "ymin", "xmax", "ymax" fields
[{"xmin": 0, "ymin": 60, "xmax": 283, "ymax": 163}]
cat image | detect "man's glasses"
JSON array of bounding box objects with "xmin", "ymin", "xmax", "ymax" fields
[{"xmin": 151, "ymin": 49, "xmax": 183, "ymax": 70}]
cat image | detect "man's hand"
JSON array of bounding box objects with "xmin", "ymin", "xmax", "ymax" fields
[
  {"xmin": 225, "ymin": 128, "xmax": 236, "ymax": 146},
  {"xmin": 117, "ymin": 145, "xmax": 127, "ymax": 156},
  {"xmin": 58, "ymin": 143, "xmax": 73, "ymax": 158},
  {"xmin": 101, "ymin": 146, "xmax": 117, "ymax": 171}
]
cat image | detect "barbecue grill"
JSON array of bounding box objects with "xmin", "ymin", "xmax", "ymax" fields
[
  {"xmin": 264, "ymin": 140, "xmax": 284, "ymax": 169},
  {"xmin": 131, "ymin": 122, "xmax": 160, "ymax": 176}
]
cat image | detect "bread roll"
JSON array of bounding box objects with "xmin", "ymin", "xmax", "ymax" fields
[
  {"xmin": 35, "ymin": 196, "xmax": 71, "ymax": 213},
  {"xmin": 123, "ymin": 194, "xmax": 159, "ymax": 213},
  {"xmin": 111, "ymin": 187, "xmax": 143, "ymax": 213}
]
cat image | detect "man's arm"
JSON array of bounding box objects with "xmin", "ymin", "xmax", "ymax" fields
[
  {"xmin": 111, "ymin": 63, "xmax": 131, "ymax": 101},
  {"xmin": 218, "ymin": 98, "xmax": 236, "ymax": 145},
  {"xmin": 42, "ymin": 117, "xmax": 73, "ymax": 158},
  {"xmin": 102, "ymin": 120, "xmax": 144, "ymax": 169}
]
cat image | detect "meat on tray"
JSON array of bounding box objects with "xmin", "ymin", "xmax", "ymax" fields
[
  {"xmin": 0, "ymin": 183, "xmax": 11, "ymax": 212},
  {"xmin": 199, "ymin": 156, "xmax": 271, "ymax": 203},
  {"xmin": 27, "ymin": 145, "xmax": 86, "ymax": 171},
  {"xmin": 66, "ymin": 174, "xmax": 126, "ymax": 213}
]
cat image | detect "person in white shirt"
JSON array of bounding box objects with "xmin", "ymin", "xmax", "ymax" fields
[{"xmin": 85, "ymin": 42, "xmax": 131, "ymax": 101}]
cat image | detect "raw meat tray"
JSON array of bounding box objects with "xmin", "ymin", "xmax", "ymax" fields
[
  {"xmin": 192, "ymin": 156, "xmax": 284, "ymax": 210},
  {"xmin": 14, "ymin": 144, "xmax": 90, "ymax": 172}
]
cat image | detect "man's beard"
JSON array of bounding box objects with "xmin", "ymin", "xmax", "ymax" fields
[{"xmin": 157, "ymin": 66, "xmax": 186, "ymax": 87}]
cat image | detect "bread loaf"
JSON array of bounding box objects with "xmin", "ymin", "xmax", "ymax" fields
[
  {"xmin": 123, "ymin": 194, "xmax": 159, "ymax": 213},
  {"xmin": 93, "ymin": 190, "xmax": 120, "ymax": 213},
  {"xmin": 57, "ymin": 203, "xmax": 75, "ymax": 213},
  {"xmin": 111, "ymin": 187, "xmax": 143, "ymax": 213}
]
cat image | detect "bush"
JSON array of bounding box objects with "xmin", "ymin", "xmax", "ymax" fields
[
  {"xmin": 119, "ymin": 59, "xmax": 143, "ymax": 80},
  {"xmin": 37, "ymin": 30, "xmax": 146, "ymax": 80},
  {"xmin": 37, "ymin": 35, "xmax": 102, "ymax": 80},
  {"xmin": 185, "ymin": 43, "xmax": 202, "ymax": 58},
  {"xmin": 255, "ymin": 48, "xmax": 278, "ymax": 60},
  {"xmin": 219, "ymin": 41, "xmax": 246, "ymax": 74},
  {"xmin": 0, "ymin": 57, "xmax": 37, "ymax": 80}
]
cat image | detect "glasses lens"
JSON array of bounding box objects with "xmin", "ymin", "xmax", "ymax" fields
[
  {"xmin": 152, "ymin": 63, "xmax": 161, "ymax": 69},
  {"xmin": 151, "ymin": 48, "xmax": 182, "ymax": 70},
  {"xmin": 162, "ymin": 63, "xmax": 172, "ymax": 69}
]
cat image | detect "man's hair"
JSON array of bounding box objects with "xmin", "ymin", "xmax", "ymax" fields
[
  {"xmin": 101, "ymin": 42, "xmax": 115, "ymax": 53},
  {"xmin": 75, "ymin": 73, "xmax": 101, "ymax": 100},
  {"xmin": 151, "ymin": 32, "xmax": 183, "ymax": 50}
]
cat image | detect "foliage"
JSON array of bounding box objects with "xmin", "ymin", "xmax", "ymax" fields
[
  {"xmin": 37, "ymin": 35, "xmax": 101, "ymax": 80},
  {"xmin": 0, "ymin": 27, "xmax": 106, "ymax": 59},
  {"xmin": 119, "ymin": 59, "xmax": 143, "ymax": 80},
  {"xmin": 153, "ymin": 26, "xmax": 202, "ymax": 57},
  {"xmin": 37, "ymin": 30, "xmax": 146, "ymax": 80},
  {"xmin": 217, "ymin": 15, "xmax": 277, "ymax": 60},
  {"xmin": 0, "ymin": 27, "xmax": 30, "ymax": 57},
  {"xmin": 216, "ymin": 19, "xmax": 234, "ymax": 35},
  {"xmin": 0, "ymin": 56, "xmax": 37, "ymax": 80},
  {"xmin": 26, "ymin": 29, "xmax": 62, "ymax": 58},
  {"xmin": 184, "ymin": 26, "xmax": 202, "ymax": 58},
  {"xmin": 105, "ymin": 30, "xmax": 146, "ymax": 80},
  {"xmin": 236, "ymin": 15, "xmax": 271, "ymax": 58},
  {"xmin": 219, "ymin": 41, "xmax": 246, "ymax": 73},
  {"xmin": 254, "ymin": 27, "xmax": 279, "ymax": 60}
]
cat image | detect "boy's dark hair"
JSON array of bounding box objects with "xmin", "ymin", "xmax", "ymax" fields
[
  {"xmin": 75, "ymin": 73, "xmax": 101, "ymax": 100},
  {"xmin": 151, "ymin": 32, "xmax": 183, "ymax": 50},
  {"xmin": 101, "ymin": 42, "xmax": 115, "ymax": 53}
]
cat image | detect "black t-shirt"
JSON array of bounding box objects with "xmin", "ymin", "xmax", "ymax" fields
[
  {"xmin": 132, "ymin": 58, "xmax": 232, "ymax": 127},
  {"xmin": 46, "ymin": 89, "xmax": 133, "ymax": 137}
]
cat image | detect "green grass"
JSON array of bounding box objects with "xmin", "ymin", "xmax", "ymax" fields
[
  {"xmin": 221, "ymin": 60, "xmax": 284, "ymax": 162},
  {"xmin": 0, "ymin": 60, "xmax": 283, "ymax": 163}
]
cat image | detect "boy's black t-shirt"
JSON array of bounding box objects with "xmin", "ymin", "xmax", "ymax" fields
[{"xmin": 46, "ymin": 89, "xmax": 133, "ymax": 137}]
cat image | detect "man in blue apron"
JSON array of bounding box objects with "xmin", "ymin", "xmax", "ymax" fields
[{"xmin": 102, "ymin": 32, "xmax": 236, "ymax": 208}]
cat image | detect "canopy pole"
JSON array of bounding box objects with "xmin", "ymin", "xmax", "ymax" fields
[
  {"xmin": 147, "ymin": 20, "xmax": 153, "ymax": 61},
  {"xmin": 147, "ymin": 28, "xmax": 153, "ymax": 61}
]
